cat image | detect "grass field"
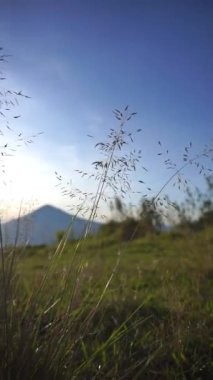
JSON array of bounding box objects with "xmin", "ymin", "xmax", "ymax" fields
[{"xmin": 1, "ymin": 224, "xmax": 212, "ymax": 379}]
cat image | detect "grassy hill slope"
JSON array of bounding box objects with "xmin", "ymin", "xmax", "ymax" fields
[{"xmin": 1, "ymin": 226, "xmax": 212, "ymax": 379}]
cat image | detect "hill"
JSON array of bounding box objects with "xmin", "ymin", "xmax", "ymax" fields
[
  {"xmin": 2, "ymin": 204, "xmax": 101, "ymax": 246},
  {"xmin": 13, "ymin": 225, "xmax": 213, "ymax": 379}
]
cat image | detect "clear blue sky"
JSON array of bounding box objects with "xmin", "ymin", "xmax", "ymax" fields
[{"xmin": 0, "ymin": 0, "xmax": 212, "ymax": 220}]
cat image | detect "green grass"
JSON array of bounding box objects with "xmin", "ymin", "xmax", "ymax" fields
[
  {"xmin": 1, "ymin": 55, "xmax": 212, "ymax": 378},
  {"xmin": 1, "ymin": 225, "xmax": 212, "ymax": 379}
]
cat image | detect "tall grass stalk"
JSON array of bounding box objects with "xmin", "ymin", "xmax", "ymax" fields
[{"xmin": 1, "ymin": 49, "xmax": 212, "ymax": 379}]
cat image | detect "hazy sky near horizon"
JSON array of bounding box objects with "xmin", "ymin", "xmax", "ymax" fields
[{"xmin": 0, "ymin": 0, "xmax": 212, "ymax": 220}]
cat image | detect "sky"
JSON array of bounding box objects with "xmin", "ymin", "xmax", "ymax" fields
[{"xmin": 0, "ymin": 0, "xmax": 212, "ymax": 221}]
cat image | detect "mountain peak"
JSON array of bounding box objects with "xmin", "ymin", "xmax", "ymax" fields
[{"xmin": 2, "ymin": 204, "xmax": 101, "ymax": 246}]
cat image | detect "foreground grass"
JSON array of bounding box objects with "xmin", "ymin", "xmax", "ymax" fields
[{"xmin": 1, "ymin": 226, "xmax": 213, "ymax": 379}]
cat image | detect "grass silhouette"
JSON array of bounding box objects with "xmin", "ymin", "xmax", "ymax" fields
[{"xmin": 0, "ymin": 49, "xmax": 212, "ymax": 379}]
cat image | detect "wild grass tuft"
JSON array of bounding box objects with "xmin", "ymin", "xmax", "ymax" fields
[{"xmin": 0, "ymin": 49, "xmax": 212, "ymax": 379}]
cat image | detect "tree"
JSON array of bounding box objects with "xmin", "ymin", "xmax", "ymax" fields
[
  {"xmin": 56, "ymin": 230, "xmax": 65, "ymax": 243},
  {"xmin": 139, "ymin": 198, "xmax": 162, "ymax": 234}
]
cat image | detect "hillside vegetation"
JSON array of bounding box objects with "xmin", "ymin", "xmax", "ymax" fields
[
  {"xmin": 1, "ymin": 222, "xmax": 212, "ymax": 379},
  {"xmin": 1, "ymin": 49, "xmax": 212, "ymax": 378}
]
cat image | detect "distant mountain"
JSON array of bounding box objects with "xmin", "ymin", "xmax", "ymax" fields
[{"xmin": 2, "ymin": 205, "xmax": 101, "ymax": 246}]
